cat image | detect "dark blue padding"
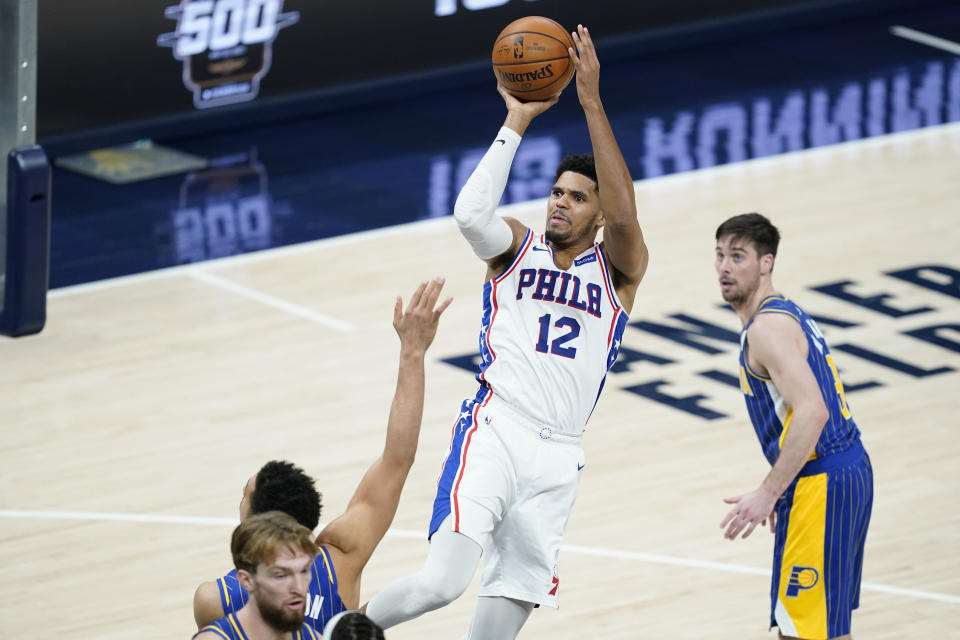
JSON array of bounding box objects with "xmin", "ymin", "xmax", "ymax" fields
[{"xmin": 2, "ymin": 145, "xmax": 51, "ymax": 337}]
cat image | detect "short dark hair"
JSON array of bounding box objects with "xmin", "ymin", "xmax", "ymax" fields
[
  {"xmin": 251, "ymin": 460, "xmax": 322, "ymax": 530},
  {"xmin": 328, "ymin": 612, "xmax": 385, "ymax": 640},
  {"xmin": 554, "ymin": 154, "xmax": 598, "ymax": 191},
  {"xmin": 715, "ymin": 213, "xmax": 780, "ymax": 259}
]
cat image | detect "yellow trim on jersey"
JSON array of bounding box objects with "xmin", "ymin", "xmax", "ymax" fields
[
  {"xmin": 777, "ymin": 410, "xmax": 818, "ymax": 461},
  {"xmin": 739, "ymin": 365, "xmax": 753, "ymax": 395},
  {"xmin": 757, "ymin": 308, "xmax": 800, "ymax": 323},
  {"xmin": 778, "ymin": 408, "xmax": 794, "ymax": 449},
  {"xmin": 778, "ymin": 474, "xmax": 828, "ymax": 639},
  {"xmin": 758, "ymin": 295, "xmax": 787, "ymax": 310},
  {"xmin": 745, "ymin": 361, "xmax": 771, "ymax": 382},
  {"xmin": 227, "ymin": 613, "xmax": 244, "ymax": 638},
  {"xmin": 199, "ymin": 626, "xmax": 231, "ymax": 640},
  {"xmin": 824, "ymin": 354, "xmax": 852, "ymax": 419},
  {"xmin": 302, "ymin": 625, "xmax": 319, "ymax": 639},
  {"xmin": 219, "ymin": 576, "xmax": 230, "ymax": 607},
  {"xmin": 317, "ymin": 546, "xmax": 335, "ymax": 583}
]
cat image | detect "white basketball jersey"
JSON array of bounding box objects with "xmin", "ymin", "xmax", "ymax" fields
[{"xmin": 477, "ymin": 230, "xmax": 629, "ymax": 436}]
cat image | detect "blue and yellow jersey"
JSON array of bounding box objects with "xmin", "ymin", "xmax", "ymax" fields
[
  {"xmin": 194, "ymin": 612, "xmax": 318, "ymax": 639},
  {"xmin": 216, "ymin": 545, "xmax": 345, "ymax": 634},
  {"xmin": 739, "ymin": 295, "xmax": 861, "ymax": 467}
]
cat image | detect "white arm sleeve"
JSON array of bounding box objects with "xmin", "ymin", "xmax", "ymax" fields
[{"xmin": 453, "ymin": 126, "xmax": 521, "ymax": 260}]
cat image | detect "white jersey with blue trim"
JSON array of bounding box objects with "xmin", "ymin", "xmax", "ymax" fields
[{"xmin": 477, "ymin": 230, "xmax": 629, "ymax": 436}]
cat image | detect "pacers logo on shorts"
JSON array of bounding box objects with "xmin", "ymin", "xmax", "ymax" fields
[{"xmin": 785, "ymin": 566, "xmax": 819, "ymax": 597}]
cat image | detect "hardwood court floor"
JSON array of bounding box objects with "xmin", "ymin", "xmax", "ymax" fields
[{"xmin": 2, "ymin": 123, "xmax": 958, "ymax": 639}]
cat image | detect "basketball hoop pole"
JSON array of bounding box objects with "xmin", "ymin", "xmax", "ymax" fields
[
  {"xmin": 1, "ymin": 0, "xmax": 38, "ymax": 237},
  {"xmin": 0, "ymin": 0, "xmax": 50, "ymax": 336}
]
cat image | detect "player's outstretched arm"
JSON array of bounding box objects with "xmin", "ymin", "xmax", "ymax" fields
[
  {"xmin": 720, "ymin": 314, "xmax": 828, "ymax": 540},
  {"xmin": 570, "ymin": 25, "xmax": 649, "ymax": 293},
  {"xmin": 315, "ymin": 278, "xmax": 452, "ymax": 605}
]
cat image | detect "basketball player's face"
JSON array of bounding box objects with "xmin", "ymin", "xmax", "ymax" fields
[
  {"xmin": 715, "ymin": 235, "xmax": 764, "ymax": 306},
  {"xmin": 248, "ymin": 549, "xmax": 313, "ymax": 632},
  {"xmin": 239, "ymin": 473, "xmax": 257, "ymax": 521},
  {"xmin": 545, "ymin": 171, "xmax": 601, "ymax": 245}
]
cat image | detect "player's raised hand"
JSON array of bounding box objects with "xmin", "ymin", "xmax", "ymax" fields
[
  {"xmin": 570, "ymin": 24, "xmax": 600, "ymax": 107},
  {"xmin": 393, "ymin": 276, "xmax": 453, "ymax": 355},
  {"xmin": 497, "ymin": 82, "xmax": 560, "ymax": 124}
]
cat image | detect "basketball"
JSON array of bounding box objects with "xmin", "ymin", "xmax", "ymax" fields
[{"xmin": 492, "ymin": 16, "xmax": 575, "ymax": 101}]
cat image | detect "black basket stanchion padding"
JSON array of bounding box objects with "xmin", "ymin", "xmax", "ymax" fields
[{"xmin": 2, "ymin": 145, "xmax": 51, "ymax": 337}]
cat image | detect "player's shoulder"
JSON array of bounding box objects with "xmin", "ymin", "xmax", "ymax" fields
[
  {"xmin": 502, "ymin": 216, "xmax": 530, "ymax": 232},
  {"xmin": 313, "ymin": 529, "xmax": 349, "ymax": 580},
  {"xmin": 749, "ymin": 308, "xmax": 798, "ymax": 334},
  {"xmin": 486, "ymin": 218, "xmax": 534, "ymax": 277},
  {"xmin": 193, "ymin": 579, "xmax": 226, "ymax": 629},
  {"xmin": 598, "ymin": 239, "xmax": 647, "ymax": 288},
  {"xmin": 747, "ymin": 308, "xmax": 803, "ymax": 348},
  {"xmin": 747, "ymin": 308, "xmax": 807, "ymax": 368}
]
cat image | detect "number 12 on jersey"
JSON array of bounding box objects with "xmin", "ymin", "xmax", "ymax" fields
[{"xmin": 535, "ymin": 314, "xmax": 581, "ymax": 359}]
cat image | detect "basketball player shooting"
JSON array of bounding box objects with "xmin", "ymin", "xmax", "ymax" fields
[{"xmin": 365, "ymin": 24, "xmax": 649, "ymax": 640}]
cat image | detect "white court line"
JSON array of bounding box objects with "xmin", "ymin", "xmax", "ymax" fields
[
  {"xmin": 2, "ymin": 509, "xmax": 957, "ymax": 604},
  {"xmin": 891, "ymin": 25, "xmax": 960, "ymax": 56},
  {"xmin": 188, "ymin": 269, "xmax": 354, "ymax": 332},
  {"xmin": 561, "ymin": 543, "xmax": 960, "ymax": 605},
  {"xmin": 47, "ymin": 121, "xmax": 960, "ymax": 300}
]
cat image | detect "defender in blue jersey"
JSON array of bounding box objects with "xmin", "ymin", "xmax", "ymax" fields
[
  {"xmin": 194, "ymin": 279, "xmax": 452, "ymax": 634},
  {"xmin": 715, "ymin": 213, "xmax": 873, "ymax": 640},
  {"xmin": 194, "ymin": 512, "xmax": 321, "ymax": 640},
  {"xmin": 209, "ymin": 540, "xmax": 345, "ymax": 634}
]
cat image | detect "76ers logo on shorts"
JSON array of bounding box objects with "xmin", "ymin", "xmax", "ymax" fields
[
  {"xmin": 157, "ymin": 0, "xmax": 299, "ymax": 109},
  {"xmin": 785, "ymin": 566, "xmax": 819, "ymax": 597},
  {"xmin": 548, "ymin": 563, "xmax": 560, "ymax": 596}
]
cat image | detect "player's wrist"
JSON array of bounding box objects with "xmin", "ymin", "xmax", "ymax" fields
[
  {"xmin": 758, "ymin": 479, "xmax": 783, "ymax": 501},
  {"xmin": 579, "ymin": 97, "xmax": 603, "ymax": 114},
  {"xmin": 503, "ymin": 112, "xmax": 532, "ymax": 136},
  {"xmin": 398, "ymin": 344, "xmax": 428, "ymax": 360}
]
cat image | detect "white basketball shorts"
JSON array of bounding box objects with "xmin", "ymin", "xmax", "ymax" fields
[{"xmin": 430, "ymin": 387, "xmax": 584, "ymax": 607}]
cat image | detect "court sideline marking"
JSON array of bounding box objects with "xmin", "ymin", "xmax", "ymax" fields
[
  {"xmin": 0, "ymin": 508, "xmax": 956, "ymax": 605},
  {"xmin": 188, "ymin": 269, "xmax": 354, "ymax": 332}
]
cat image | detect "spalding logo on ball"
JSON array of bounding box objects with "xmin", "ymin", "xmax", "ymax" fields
[{"xmin": 492, "ymin": 16, "xmax": 575, "ymax": 101}]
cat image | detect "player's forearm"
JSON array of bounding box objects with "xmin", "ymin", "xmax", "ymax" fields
[
  {"xmin": 452, "ymin": 127, "xmax": 518, "ymax": 260},
  {"xmin": 762, "ymin": 407, "xmax": 827, "ymax": 497},
  {"xmin": 381, "ymin": 349, "xmax": 427, "ymax": 468},
  {"xmin": 503, "ymin": 110, "xmax": 534, "ymax": 137},
  {"xmin": 583, "ymin": 101, "xmax": 637, "ymax": 224}
]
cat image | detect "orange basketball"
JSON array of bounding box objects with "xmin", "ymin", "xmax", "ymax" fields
[{"xmin": 492, "ymin": 16, "xmax": 574, "ymax": 101}]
